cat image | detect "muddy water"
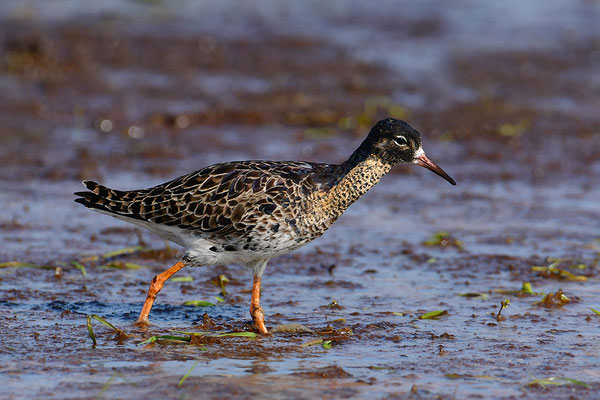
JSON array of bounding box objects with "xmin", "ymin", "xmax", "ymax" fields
[{"xmin": 1, "ymin": 1, "xmax": 600, "ymax": 399}]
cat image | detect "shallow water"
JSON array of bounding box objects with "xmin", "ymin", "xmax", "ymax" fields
[{"xmin": 1, "ymin": 1, "xmax": 600, "ymax": 399}]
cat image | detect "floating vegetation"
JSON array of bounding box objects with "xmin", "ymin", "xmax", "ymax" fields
[
  {"xmin": 431, "ymin": 332, "xmax": 455, "ymax": 340},
  {"xmin": 172, "ymin": 276, "xmax": 194, "ymax": 282},
  {"xmin": 70, "ymin": 261, "xmax": 87, "ymax": 277},
  {"xmin": 86, "ymin": 314, "xmax": 130, "ymax": 346},
  {"xmin": 423, "ymin": 231, "xmax": 464, "ymax": 250},
  {"xmin": 81, "ymin": 246, "xmax": 148, "ymax": 262},
  {"xmin": 183, "ymin": 300, "xmax": 216, "ymax": 307},
  {"xmin": 101, "ymin": 261, "xmax": 148, "ymax": 270},
  {"xmin": 532, "ymin": 258, "xmax": 587, "ymax": 281},
  {"xmin": 307, "ymin": 326, "xmax": 353, "ymax": 349},
  {"xmin": 321, "ymin": 300, "xmax": 342, "ymax": 309},
  {"xmin": 214, "ymin": 332, "xmax": 257, "ymax": 338},
  {"xmin": 494, "ymin": 282, "xmax": 542, "ymax": 296},
  {"xmin": 446, "ymin": 373, "xmax": 505, "ymax": 381},
  {"xmin": 532, "ymin": 266, "xmax": 587, "ymax": 281},
  {"xmin": 496, "ymin": 298, "xmax": 510, "ymax": 321},
  {"xmin": 86, "ymin": 316, "xmax": 96, "ymax": 346},
  {"xmin": 334, "ymin": 327, "xmax": 353, "ymax": 337},
  {"xmin": 211, "ymin": 274, "xmax": 230, "ymax": 296},
  {"xmin": 521, "ymin": 282, "xmax": 534, "ymax": 294},
  {"xmin": 138, "ymin": 330, "xmax": 256, "ymax": 347},
  {"xmin": 418, "ymin": 310, "xmax": 448, "ymax": 320},
  {"xmin": 497, "ymin": 118, "xmax": 529, "ymax": 137},
  {"xmin": 301, "ymin": 338, "xmax": 324, "ymax": 348},
  {"xmin": 139, "ymin": 335, "xmax": 193, "ymax": 345},
  {"xmin": 178, "ymin": 361, "xmax": 199, "ymax": 386},
  {"xmin": 368, "ymin": 365, "xmax": 390, "ymax": 371},
  {"xmin": 0, "ymin": 261, "xmax": 54, "ymax": 269},
  {"xmin": 272, "ymin": 323, "xmax": 313, "ymax": 334},
  {"xmin": 535, "ymin": 289, "xmax": 571, "ymax": 308},
  {"xmin": 138, "ymin": 242, "xmax": 179, "ymax": 260},
  {"xmin": 458, "ymin": 292, "xmax": 489, "ymax": 299},
  {"xmin": 101, "ymin": 246, "xmax": 147, "ymax": 260},
  {"xmin": 525, "ymin": 377, "xmax": 590, "ymax": 389},
  {"xmin": 172, "ymin": 330, "xmax": 258, "ymax": 339},
  {"xmin": 590, "ymin": 308, "xmax": 600, "ymax": 316}
]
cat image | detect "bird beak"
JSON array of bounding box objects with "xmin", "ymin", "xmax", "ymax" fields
[{"xmin": 415, "ymin": 153, "xmax": 456, "ymax": 185}]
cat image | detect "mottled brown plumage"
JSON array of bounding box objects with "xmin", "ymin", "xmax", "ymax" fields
[
  {"xmin": 75, "ymin": 118, "xmax": 456, "ymax": 333},
  {"xmin": 76, "ymin": 161, "xmax": 343, "ymax": 255}
]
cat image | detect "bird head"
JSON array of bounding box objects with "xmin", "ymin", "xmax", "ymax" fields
[{"xmin": 367, "ymin": 118, "xmax": 456, "ymax": 185}]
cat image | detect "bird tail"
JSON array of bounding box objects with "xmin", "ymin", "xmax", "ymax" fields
[{"xmin": 74, "ymin": 180, "xmax": 144, "ymax": 221}]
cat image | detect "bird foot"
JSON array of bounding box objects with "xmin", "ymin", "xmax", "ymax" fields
[
  {"xmin": 250, "ymin": 305, "xmax": 269, "ymax": 334},
  {"xmin": 133, "ymin": 318, "xmax": 151, "ymax": 328}
]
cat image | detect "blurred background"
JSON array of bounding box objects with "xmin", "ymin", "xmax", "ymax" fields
[{"xmin": 1, "ymin": 1, "xmax": 599, "ymax": 399}]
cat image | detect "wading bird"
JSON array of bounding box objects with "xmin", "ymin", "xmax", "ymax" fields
[{"xmin": 75, "ymin": 119, "xmax": 455, "ymax": 333}]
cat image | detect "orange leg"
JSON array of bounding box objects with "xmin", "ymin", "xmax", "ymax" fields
[
  {"xmin": 136, "ymin": 261, "xmax": 186, "ymax": 325},
  {"xmin": 250, "ymin": 275, "xmax": 268, "ymax": 334}
]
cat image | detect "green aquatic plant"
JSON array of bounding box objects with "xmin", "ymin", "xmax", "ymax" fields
[
  {"xmin": 101, "ymin": 246, "xmax": 147, "ymax": 259},
  {"xmin": 172, "ymin": 330, "xmax": 257, "ymax": 338},
  {"xmin": 212, "ymin": 274, "xmax": 230, "ymax": 296},
  {"xmin": 458, "ymin": 292, "xmax": 489, "ymax": 299},
  {"xmin": 70, "ymin": 261, "xmax": 87, "ymax": 277},
  {"xmin": 86, "ymin": 314, "xmax": 129, "ymax": 346},
  {"xmin": 172, "ymin": 276, "xmax": 194, "ymax": 282},
  {"xmin": 101, "ymin": 261, "xmax": 148, "ymax": 270},
  {"xmin": 418, "ymin": 310, "xmax": 448, "ymax": 320},
  {"xmin": 0, "ymin": 261, "xmax": 53, "ymax": 269},
  {"xmin": 535, "ymin": 290, "xmax": 571, "ymax": 308},
  {"xmin": 531, "ymin": 258, "xmax": 587, "ymax": 281},
  {"xmin": 423, "ymin": 231, "xmax": 464, "ymax": 250},
  {"xmin": 178, "ymin": 361, "xmax": 199, "ymax": 386},
  {"xmin": 526, "ymin": 377, "xmax": 590, "ymax": 389},
  {"xmin": 183, "ymin": 300, "xmax": 216, "ymax": 307},
  {"xmin": 496, "ymin": 298, "xmax": 510, "ymax": 321},
  {"xmin": 494, "ymin": 282, "xmax": 542, "ymax": 296}
]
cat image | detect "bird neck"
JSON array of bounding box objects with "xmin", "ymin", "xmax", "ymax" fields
[{"xmin": 321, "ymin": 151, "xmax": 392, "ymax": 217}]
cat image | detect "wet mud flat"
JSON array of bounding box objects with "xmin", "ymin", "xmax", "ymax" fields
[{"xmin": 1, "ymin": 1, "xmax": 600, "ymax": 399}]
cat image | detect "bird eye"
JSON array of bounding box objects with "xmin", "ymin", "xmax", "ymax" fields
[{"xmin": 393, "ymin": 136, "xmax": 407, "ymax": 146}]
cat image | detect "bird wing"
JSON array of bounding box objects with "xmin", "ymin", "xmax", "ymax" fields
[{"xmin": 75, "ymin": 160, "xmax": 336, "ymax": 238}]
